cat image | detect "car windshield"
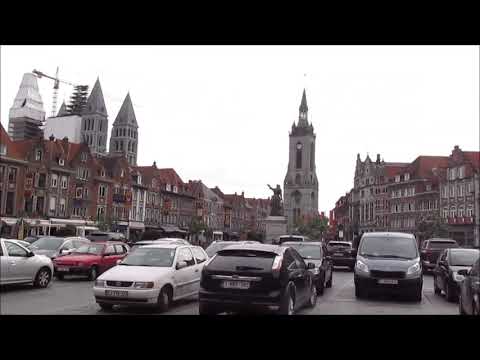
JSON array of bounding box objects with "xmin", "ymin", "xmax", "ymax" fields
[
  {"xmin": 73, "ymin": 244, "xmax": 104, "ymax": 255},
  {"xmin": 30, "ymin": 237, "xmax": 64, "ymax": 250},
  {"xmin": 120, "ymin": 248, "xmax": 176, "ymax": 267},
  {"xmin": 205, "ymin": 242, "xmax": 235, "ymax": 257},
  {"xmin": 428, "ymin": 241, "xmax": 458, "ymax": 249},
  {"xmin": 359, "ymin": 236, "xmax": 418, "ymax": 259},
  {"xmin": 279, "ymin": 236, "xmax": 303, "ymax": 243},
  {"xmin": 328, "ymin": 242, "xmax": 351, "ymax": 247},
  {"xmin": 286, "ymin": 244, "xmax": 321, "ymax": 259},
  {"xmin": 450, "ymin": 250, "xmax": 480, "ymax": 266}
]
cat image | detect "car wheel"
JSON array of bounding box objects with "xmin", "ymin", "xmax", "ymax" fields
[
  {"xmin": 326, "ymin": 272, "xmax": 333, "ymax": 288},
  {"xmin": 307, "ymin": 284, "xmax": 317, "ymax": 308},
  {"xmin": 34, "ymin": 267, "xmax": 51, "ymax": 288},
  {"xmin": 199, "ymin": 302, "xmax": 219, "ymax": 315},
  {"xmin": 56, "ymin": 273, "xmax": 64, "ymax": 281},
  {"xmin": 98, "ymin": 303, "xmax": 113, "ymax": 311},
  {"xmin": 433, "ymin": 276, "xmax": 441, "ymax": 295},
  {"xmin": 278, "ymin": 284, "xmax": 295, "ymax": 315},
  {"xmin": 445, "ymin": 281, "xmax": 456, "ymax": 302},
  {"xmin": 317, "ymin": 275, "xmax": 325, "ymax": 295},
  {"xmin": 88, "ymin": 266, "xmax": 98, "ymax": 281},
  {"xmin": 157, "ymin": 286, "xmax": 172, "ymax": 313}
]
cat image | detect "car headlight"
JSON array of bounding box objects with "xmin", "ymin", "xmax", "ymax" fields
[
  {"xmin": 133, "ymin": 282, "xmax": 154, "ymax": 289},
  {"xmin": 356, "ymin": 259, "xmax": 369, "ymax": 273},
  {"xmin": 453, "ymin": 272, "xmax": 465, "ymax": 282},
  {"xmin": 407, "ymin": 262, "xmax": 421, "ymax": 276},
  {"xmin": 95, "ymin": 280, "xmax": 105, "ymax": 287},
  {"xmin": 312, "ymin": 267, "xmax": 320, "ymax": 275}
]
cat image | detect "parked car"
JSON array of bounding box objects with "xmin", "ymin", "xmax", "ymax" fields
[
  {"xmin": 87, "ymin": 231, "xmax": 126, "ymax": 243},
  {"xmin": 326, "ymin": 241, "xmax": 356, "ymax": 270},
  {"xmin": 420, "ymin": 238, "xmax": 459, "ymax": 273},
  {"xmin": 458, "ymin": 259, "xmax": 480, "ymax": 315},
  {"xmin": 0, "ymin": 238, "xmax": 53, "ymax": 288},
  {"xmin": 11, "ymin": 240, "xmax": 32, "ymax": 248},
  {"xmin": 205, "ymin": 240, "xmax": 259, "ymax": 258},
  {"xmin": 53, "ymin": 241, "xmax": 130, "ymax": 280},
  {"xmin": 29, "ymin": 236, "xmax": 91, "ymax": 260},
  {"xmin": 93, "ymin": 244, "xmax": 208, "ymax": 312},
  {"xmin": 278, "ymin": 235, "xmax": 312, "ymax": 244},
  {"xmin": 199, "ymin": 243, "xmax": 317, "ymax": 315},
  {"xmin": 283, "ymin": 241, "xmax": 333, "ymax": 295},
  {"xmin": 354, "ymin": 232, "xmax": 423, "ymax": 301},
  {"xmin": 433, "ymin": 248, "xmax": 480, "ymax": 302}
]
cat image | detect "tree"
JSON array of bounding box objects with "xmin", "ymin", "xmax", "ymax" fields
[
  {"xmin": 417, "ymin": 214, "xmax": 449, "ymax": 242},
  {"xmin": 297, "ymin": 215, "xmax": 329, "ymax": 240}
]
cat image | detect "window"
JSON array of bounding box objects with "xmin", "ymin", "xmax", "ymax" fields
[
  {"xmin": 61, "ymin": 176, "xmax": 68, "ymax": 189},
  {"xmin": 191, "ymin": 247, "xmax": 207, "ymax": 264},
  {"xmin": 99, "ymin": 184, "xmax": 107, "ymax": 198},
  {"xmin": 426, "ymin": 184, "xmax": 432, "ymax": 192},
  {"xmin": 459, "ymin": 166, "xmax": 465, "ymax": 179},
  {"xmin": 442, "ymin": 185, "xmax": 448, "ymax": 198},
  {"xmin": 177, "ymin": 248, "xmax": 195, "ymax": 267},
  {"xmin": 310, "ymin": 142, "xmax": 315, "ymax": 171},
  {"xmin": 296, "ymin": 143, "xmax": 302, "ymax": 169},
  {"xmin": 59, "ymin": 198, "xmax": 66, "ymax": 214},
  {"xmin": 467, "ymin": 182, "xmax": 473, "ymax": 193},
  {"xmin": 120, "ymin": 169, "xmax": 124, "ymax": 178},
  {"xmin": 404, "ymin": 173, "xmax": 410, "ymax": 181},
  {"xmin": 104, "ymin": 245, "xmax": 115, "ymax": 256},
  {"xmin": 81, "ymin": 152, "xmax": 87, "ymax": 162},
  {"xmin": 395, "ymin": 175, "xmax": 400, "ymax": 183},
  {"xmin": 37, "ymin": 173, "xmax": 46, "ymax": 188},
  {"xmin": 8, "ymin": 167, "xmax": 17, "ymax": 183},
  {"xmin": 450, "ymin": 206, "xmax": 456, "ymax": 217},
  {"xmin": 5, "ymin": 192, "xmax": 15, "ymax": 215},
  {"xmin": 76, "ymin": 187, "xmax": 83, "ymax": 199},
  {"xmin": 166, "ymin": 184, "xmax": 171, "ymax": 192},
  {"xmin": 51, "ymin": 174, "xmax": 58, "ymax": 188},
  {"xmin": 35, "ymin": 149, "xmax": 43, "ymax": 161},
  {"xmin": 5, "ymin": 241, "xmax": 28, "ymax": 257},
  {"xmin": 450, "ymin": 185, "xmax": 455, "ymax": 198},
  {"xmin": 49, "ymin": 196, "xmax": 56, "ymax": 213},
  {"xmin": 0, "ymin": 144, "xmax": 7, "ymax": 155},
  {"xmin": 84, "ymin": 188, "xmax": 89, "ymax": 199},
  {"xmin": 173, "ymin": 186, "xmax": 178, "ymax": 193},
  {"xmin": 466, "ymin": 206, "xmax": 473, "ymax": 217},
  {"xmin": 458, "ymin": 206, "xmax": 464, "ymax": 217},
  {"xmin": 443, "ymin": 207, "xmax": 449, "ymax": 218}
]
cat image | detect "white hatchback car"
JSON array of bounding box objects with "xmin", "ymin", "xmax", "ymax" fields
[
  {"xmin": 93, "ymin": 244, "xmax": 208, "ymax": 312},
  {"xmin": 0, "ymin": 238, "xmax": 54, "ymax": 288}
]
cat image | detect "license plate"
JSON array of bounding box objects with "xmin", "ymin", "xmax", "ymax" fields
[
  {"xmin": 221, "ymin": 280, "xmax": 250, "ymax": 289},
  {"xmin": 57, "ymin": 266, "xmax": 69, "ymax": 272},
  {"xmin": 105, "ymin": 290, "xmax": 128, "ymax": 297},
  {"xmin": 334, "ymin": 253, "xmax": 344, "ymax": 256},
  {"xmin": 378, "ymin": 279, "xmax": 398, "ymax": 285}
]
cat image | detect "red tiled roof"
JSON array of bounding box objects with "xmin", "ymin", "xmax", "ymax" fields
[
  {"xmin": 408, "ymin": 156, "xmax": 449, "ymax": 179},
  {"xmin": 464, "ymin": 151, "xmax": 480, "ymax": 170},
  {"xmin": 158, "ymin": 168, "xmax": 184, "ymax": 186},
  {"xmin": 384, "ymin": 163, "xmax": 409, "ymax": 177}
]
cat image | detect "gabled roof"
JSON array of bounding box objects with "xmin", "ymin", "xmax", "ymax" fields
[
  {"xmin": 408, "ymin": 156, "xmax": 449, "ymax": 179},
  {"xmin": 113, "ymin": 93, "xmax": 137, "ymax": 127},
  {"xmin": 84, "ymin": 78, "xmax": 107, "ymax": 116},
  {"xmin": 158, "ymin": 168, "xmax": 184, "ymax": 186},
  {"xmin": 57, "ymin": 101, "xmax": 69, "ymax": 117},
  {"xmin": 464, "ymin": 151, "xmax": 480, "ymax": 170},
  {"xmin": 384, "ymin": 162, "xmax": 409, "ymax": 177}
]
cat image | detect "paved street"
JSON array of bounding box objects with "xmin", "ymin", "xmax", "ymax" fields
[{"xmin": 0, "ymin": 269, "xmax": 458, "ymax": 315}]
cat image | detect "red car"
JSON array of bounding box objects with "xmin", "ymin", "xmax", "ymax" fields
[{"xmin": 53, "ymin": 242, "xmax": 130, "ymax": 280}]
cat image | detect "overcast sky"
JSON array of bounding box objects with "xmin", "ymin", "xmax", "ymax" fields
[{"xmin": 1, "ymin": 46, "xmax": 478, "ymax": 213}]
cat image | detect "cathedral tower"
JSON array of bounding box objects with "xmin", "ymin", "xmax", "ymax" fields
[{"xmin": 283, "ymin": 89, "xmax": 319, "ymax": 232}]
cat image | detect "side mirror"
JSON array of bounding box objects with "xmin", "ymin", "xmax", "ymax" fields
[
  {"xmin": 26, "ymin": 251, "xmax": 35, "ymax": 258},
  {"xmin": 116, "ymin": 259, "xmax": 122, "ymax": 265},
  {"xmin": 60, "ymin": 248, "xmax": 70, "ymax": 255},
  {"xmin": 457, "ymin": 269, "xmax": 469, "ymax": 276},
  {"xmin": 176, "ymin": 261, "xmax": 187, "ymax": 270},
  {"xmin": 307, "ymin": 262, "xmax": 316, "ymax": 269},
  {"xmin": 325, "ymin": 256, "xmax": 332, "ymax": 261}
]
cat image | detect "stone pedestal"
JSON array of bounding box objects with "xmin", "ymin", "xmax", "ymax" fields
[{"xmin": 264, "ymin": 216, "xmax": 287, "ymax": 244}]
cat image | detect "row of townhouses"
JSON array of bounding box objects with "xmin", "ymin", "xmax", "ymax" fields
[
  {"xmin": 0, "ymin": 72, "xmax": 270, "ymax": 241},
  {"xmin": 331, "ymin": 148, "xmax": 480, "ymax": 247}
]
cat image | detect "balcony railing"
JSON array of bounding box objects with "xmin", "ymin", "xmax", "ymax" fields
[{"xmin": 447, "ymin": 216, "xmax": 474, "ymax": 225}]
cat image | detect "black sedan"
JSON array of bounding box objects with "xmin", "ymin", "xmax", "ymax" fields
[
  {"xmin": 282, "ymin": 241, "xmax": 333, "ymax": 295},
  {"xmin": 433, "ymin": 248, "xmax": 480, "ymax": 302},
  {"xmin": 459, "ymin": 259, "xmax": 480, "ymax": 315},
  {"xmin": 199, "ymin": 243, "xmax": 317, "ymax": 315}
]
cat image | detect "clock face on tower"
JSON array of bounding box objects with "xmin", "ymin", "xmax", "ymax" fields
[{"xmin": 296, "ymin": 143, "xmax": 303, "ymax": 150}]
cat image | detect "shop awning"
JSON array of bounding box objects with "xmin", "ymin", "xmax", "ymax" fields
[
  {"xmin": 50, "ymin": 218, "xmax": 97, "ymax": 226},
  {"xmin": 160, "ymin": 225, "xmax": 187, "ymax": 233}
]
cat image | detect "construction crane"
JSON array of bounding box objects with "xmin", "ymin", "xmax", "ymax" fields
[{"xmin": 33, "ymin": 67, "xmax": 77, "ymax": 117}]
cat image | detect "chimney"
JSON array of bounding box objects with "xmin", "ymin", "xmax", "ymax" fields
[
  {"xmin": 153, "ymin": 161, "xmax": 157, "ymax": 168},
  {"xmin": 376, "ymin": 154, "xmax": 381, "ymax": 164},
  {"xmin": 242, "ymin": 191, "xmax": 244, "ymax": 197},
  {"xmin": 62, "ymin": 136, "xmax": 69, "ymax": 143}
]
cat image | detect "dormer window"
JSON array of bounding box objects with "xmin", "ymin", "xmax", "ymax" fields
[
  {"xmin": 166, "ymin": 183, "xmax": 171, "ymax": 192},
  {"xmin": 101, "ymin": 169, "xmax": 106, "ymax": 177},
  {"xmin": 173, "ymin": 186, "xmax": 178, "ymax": 193},
  {"xmin": 59, "ymin": 158, "xmax": 65, "ymax": 166},
  {"xmin": 35, "ymin": 149, "xmax": 43, "ymax": 161},
  {"xmin": 404, "ymin": 173, "xmax": 410, "ymax": 181}
]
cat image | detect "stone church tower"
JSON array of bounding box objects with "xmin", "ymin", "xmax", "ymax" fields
[
  {"xmin": 283, "ymin": 89, "xmax": 319, "ymax": 232},
  {"xmin": 81, "ymin": 78, "xmax": 109, "ymax": 154},
  {"xmin": 109, "ymin": 93, "xmax": 139, "ymax": 166}
]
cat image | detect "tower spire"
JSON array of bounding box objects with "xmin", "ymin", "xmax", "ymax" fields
[{"xmin": 298, "ymin": 88, "xmax": 308, "ymax": 127}]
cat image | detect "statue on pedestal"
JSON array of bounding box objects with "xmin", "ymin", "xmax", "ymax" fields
[{"xmin": 268, "ymin": 184, "xmax": 283, "ymax": 216}]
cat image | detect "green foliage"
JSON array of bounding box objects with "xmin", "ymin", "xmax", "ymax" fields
[
  {"xmin": 189, "ymin": 218, "xmax": 208, "ymax": 234},
  {"xmin": 297, "ymin": 216, "xmax": 329, "ymax": 240},
  {"xmin": 417, "ymin": 215, "xmax": 449, "ymax": 241}
]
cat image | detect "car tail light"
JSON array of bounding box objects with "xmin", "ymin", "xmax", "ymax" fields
[{"xmin": 272, "ymin": 255, "xmax": 283, "ymax": 278}]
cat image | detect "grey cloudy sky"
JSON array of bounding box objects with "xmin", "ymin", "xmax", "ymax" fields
[{"xmin": 1, "ymin": 46, "xmax": 478, "ymax": 213}]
